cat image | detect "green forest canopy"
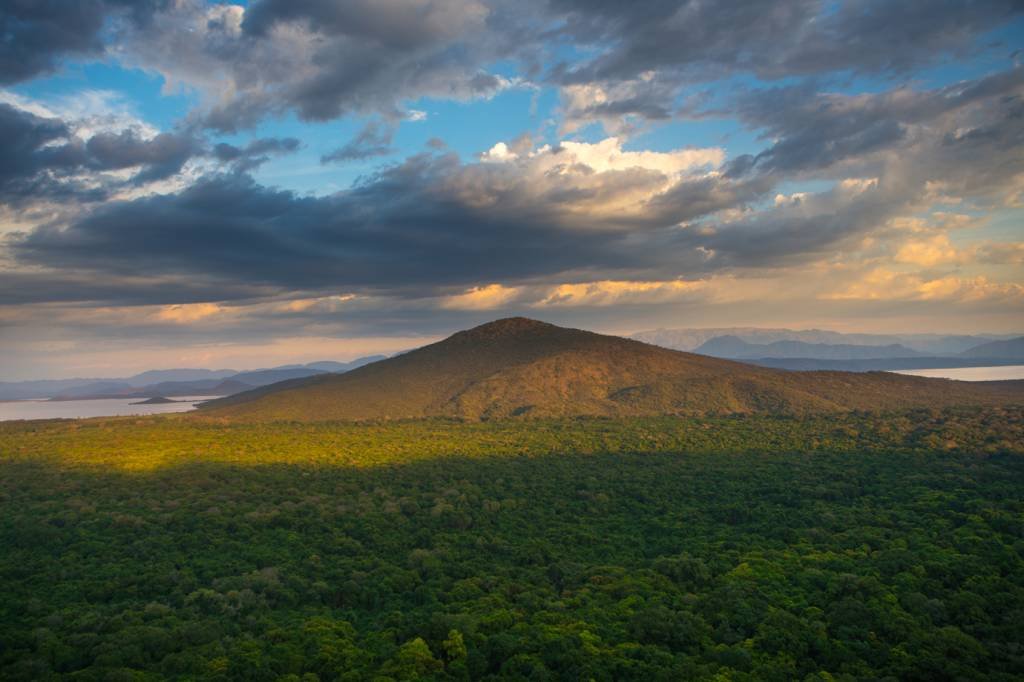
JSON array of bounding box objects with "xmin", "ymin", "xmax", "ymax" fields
[{"xmin": 1, "ymin": 407, "xmax": 1023, "ymax": 680}]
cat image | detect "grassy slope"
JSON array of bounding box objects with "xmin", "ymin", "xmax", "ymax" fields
[{"xmin": 200, "ymin": 318, "xmax": 1024, "ymax": 422}]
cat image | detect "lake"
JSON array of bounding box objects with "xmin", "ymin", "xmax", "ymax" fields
[
  {"xmin": 893, "ymin": 365, "xmax": 1024, "ymax": 381},
  {"xmin": 0, "ymin": 396, "xmax": 221, "ymax": 421}
]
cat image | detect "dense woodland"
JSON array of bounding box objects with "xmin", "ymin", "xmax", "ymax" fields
[{"xmin": 1, "ymin": 407, "xmax": 1023, "ymax": 680}]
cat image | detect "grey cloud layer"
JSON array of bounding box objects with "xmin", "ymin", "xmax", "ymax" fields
[
  {"xmin": 552, "ymin": 0, "xmax": 1021, "ymax": 83},
  {"xmin": 0, "ymin": 1, "xmax": 170, "ymax": 84},
  {"xmin": 9, "ymin": 61, "xmax": 1024, "ymax": 306},
  {"xmin": 213, "ymin": 137, "xmax": 302, "ymax": 172},
  {"xmin": 0, "ymin": 102, "xmax": 198, "ymax": 204},
  {"xmin": 10, "ymin": 160, "xmax": 674, "ymax": 299},
  {"xmin": 727, "ymin": 69, "xmax": 1024, "ymax": 178},
  {"xmin": 0, "ymin": 102, "xmax": 301, "ymax": 205},
  {"xmin": 95, "ymin": 0, "xmax": 1023, "ymax": 134},
  {"xmin": 2, "ymin": 0, "xmax": 1022, "ymax": 333},
  {"xmin": 5, "ymin": 1, "xmax": 1018, "ymax": 139}
]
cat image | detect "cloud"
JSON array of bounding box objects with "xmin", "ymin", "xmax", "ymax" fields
[
  {"xmin": 558, "ymin": 76, "xmax": 677, "ymax": 136},
  {"xmin": 825, "ymin": 268, "xmax": 1024, "ymax": 304},
  {"xmin": 975, "ymin": 242, "xmax": 1024, "ymax": 265},
  {"xmin": 0, "ymin": 92, "xmax": 308, "ymax": 212},
  {"xmin": 533, "ymin": 279, "xmax": 707, "ymax": 307},
  {"xmin": 552, "ymin": 0, "xmax": 1022, "ymax": 83},
  {"xmin": 0, "ymin": 1, "xmax": 167, "ymax": 84},
  {"xmin": 213, "ymin": 137, "xmax": 301, "ymax": 172},
  {"xmin": 0, "ymin": 98, "xmax": 210, "ymax": 207},
  {"xmin": 894, "ymin": 234, "xmax": 960, "ymax": 267},
  {"xmin": 154, "ymin": 302, "xmax": 224, "ymax": 323},
  {"xmin": 5, "ymin": 54, "xmax": 1022, "ymax": 331},
  {"xmin": 7, "ymin": 0, "xmax": 1022, "ymax": 138},
  {"xmin": 112, "ymin": 0, "xmax": 522, "ymax": 132},
  {"xmin": 441, "ymin": 283, "xmax": 523, "ymax": 310},
  {"xmin": 17, "ymin": 110, "xmax": 1018, "ymax": 312},
  {"xmin": 321, "ymin": 120, "xmax": 395, "ymax": 163},
  {"xmin": 531, "ymin": 1, "xmax": 1024, "ymax": 132},
  {"xmin": 6, "ymin": 135, "xmax": 762, "ymax": 305},
  {"xmin": 85, "ymin": 128, "xmax": 201, "ymax": 183},
  {"xmin": 726, "ymin": 68, "xmax": 1024, "ymax": 182}
]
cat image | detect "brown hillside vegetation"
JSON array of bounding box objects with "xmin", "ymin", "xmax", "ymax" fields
[{"xmin": 198, "ymin": 318, "xmax": 1024, "ymax": 421}]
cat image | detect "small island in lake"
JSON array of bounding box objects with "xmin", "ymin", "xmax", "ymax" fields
[{"xmin": 129, "ymin": 396, "xmax": 180, "ymax": 405}]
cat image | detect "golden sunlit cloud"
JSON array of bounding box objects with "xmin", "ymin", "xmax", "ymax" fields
[
  {"xmin": 155, "ymin": 303, "xmax": 224, "ymax": 323},
  {"xmin": 894, "ymin": 234, "xmax": 960, "ymax": 266},
  {"xmin": 442, "ymin": 284, "xmax": 523, "ymax": 310},
  {"xmin": 534, "ymin": 279, "xmax": 707, "ymax": 307},
  {"xmin": 825, "ymin": 268, "xmax": 1024, "ymax": 303}
]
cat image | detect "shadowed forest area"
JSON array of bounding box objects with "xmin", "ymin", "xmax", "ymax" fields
[{"xmin": 1, "ymin": 408, "xmax": 1023, "ymax": 680}]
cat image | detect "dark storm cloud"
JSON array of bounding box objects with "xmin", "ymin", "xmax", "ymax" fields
[
  {"xmin": 9, "ymin": 152, "xmax": 756, "ymax": 305},
  {"xmin": 321, "ymin": 121, "xmax": 394, "ymax": 163},
  {"xmin": 0, "ymin": 1, "xmax": 167, "ymax": 84},
  {"xmin": 0, "ymin": 270, "xmax": 275, "ymax": 307},
  {"xmin": 9, "ymin": 163, "xmax": 605, "ymax": 294}
]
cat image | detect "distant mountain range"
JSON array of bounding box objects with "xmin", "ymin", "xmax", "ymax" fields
[
  {"xmin": 633, "ymin": 327, "xmax": 1024, "ymax": 370},
  {"xmin": 959, "ymin": 337, "xmax": 1024, "ymax": 360},
  {"xmin": 198, "ymin": 318, "xmax": 1024, "ymax": 422},
  {"xmin": 7, "ymin": 325, "xmax": 1023, "ymax": 402},
  {"xmin": 0, "ymin": 356, "xmax": 386, "ymax": 401},
  {"xmin": 693, "ymin": 336, "xmax": 925, "ymax": 360}
]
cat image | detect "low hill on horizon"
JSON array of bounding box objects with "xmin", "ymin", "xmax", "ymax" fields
[
  {"xmin": 959, "ymin": 336, "xmax": 1024, "ymax": 360},
  {"xmin": 199, "ymin": 318, "xmax": 1024, "ymax": 422},
  {"xmin": 1, "ymin": 355, "xmax": 388, "ymax": 401}
]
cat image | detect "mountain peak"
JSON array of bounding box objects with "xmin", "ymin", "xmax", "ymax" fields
[
  {"xmin": 200, "ymin": 318, "xmax": 1024, "ymax": 422},
  {"xmin": 452, "ymin": 317, "xmax": 561, "ymax": 341}
]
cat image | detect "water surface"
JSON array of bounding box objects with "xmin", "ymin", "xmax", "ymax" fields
[
  {"xmin": 893, "ymin": 365, "xmax": 1024, "ymax": 381},
  {"xmin": 0, "ymin": 396, "xmax": 220, "ymax": 421}
]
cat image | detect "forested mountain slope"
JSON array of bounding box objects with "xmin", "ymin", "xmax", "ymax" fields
[{"xmin": 200, "ymin": 318, "xmax": 1024, "ymax": 421}]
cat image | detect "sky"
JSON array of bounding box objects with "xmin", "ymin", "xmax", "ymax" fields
[{"xmin": 1, "ymin": 0, "xmax": 1023, "ymax": 380}]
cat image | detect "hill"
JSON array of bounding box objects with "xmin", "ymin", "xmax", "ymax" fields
[
  {"xmin": 959, "ymin": 336, "xmax": 1024, "ymax": 360},
  {"xmin": 200, "ymin": 318, "xmax": 1024, "ymax": 421},
  {"xmin": 630, "ymin": 327, "xmax": 1015, "ymax": 354},
  {"xmin": 694, "ymin": 335, "xmax": 922, "ymax": 360},
  {"xmin": 0, "ymin": 357, "xmax": 388, "ymax": 401},
  {"xmin": 129, "ymin": 396, "xmax": 180, "ymax": 405}
]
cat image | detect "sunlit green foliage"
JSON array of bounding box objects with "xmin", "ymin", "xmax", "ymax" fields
[{"xmin": 1, "ymin": 407, "xmax": 1023, "ymax": 679}]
